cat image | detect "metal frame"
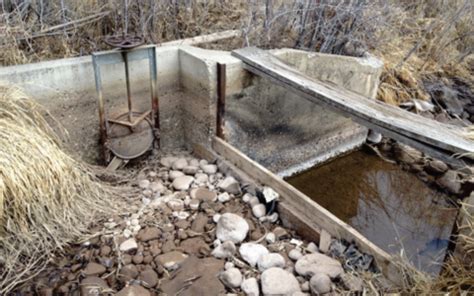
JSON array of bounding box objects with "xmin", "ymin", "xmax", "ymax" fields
[{"xmin": 92, "ymin": 44, "xmax": 159, "ymax": 161}]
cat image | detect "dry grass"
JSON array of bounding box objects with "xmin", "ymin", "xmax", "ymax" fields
[{"xmin": 0, "ymin": 83, "xmax": 115, "ymax": 294}]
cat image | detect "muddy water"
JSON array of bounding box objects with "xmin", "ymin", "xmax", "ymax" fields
[{"xmin": 287, "ymin": 150, "xmax": 458, "ymax": 274}]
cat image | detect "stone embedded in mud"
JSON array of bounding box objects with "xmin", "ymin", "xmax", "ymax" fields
[
  {"xmin": 239, "ymin": 243, "xmax": 269, "ymax": 267},
  {"xmin": 393, "ymin": 143, "xmax": 423, "ymax": 164},
  {"xmin": 436, "ymin": 170, "xmax": 462, "ymax": 194},
  {"xmin": 252, "ymin": 204, "xmax": 266, "ymax": 218},
  {"xmin": 216, "ymin": 213, "xmax": 249, "ymax": 243},
  {"xmin": 119, "ymin": 238, "xmax": 138, "ymax": 252},
  {"xmin": 212, "ymin": 240, "xmax": 236, "ymax": 259},
  {"xmin": 191, "ymin": 188, "xmax": 217, "ymax": 202},
  {"xmin": 220, "ymin": 267, "xmax": 243, "ymax": 289},
  {"xmin": 116, "ymin": 285, "xmax": 151, "ymax": 296},
  {"xmin": 218, "ymin": 176, "xmax": 241, "ymax": 195},
  {"xmin": 309, "ymin": 273, "xmax": 332, "ymax": 295},
  {"xmin": 173, "ymin": 175, "xmax": 194, "ymax": 191},
  {"xmin": 295, "ymin": 253, "xmax": 343, "ymax": 279},
  {"xmin": 241, "ymin": 277, "xmax": 260, "ymax": 296},
  {"xmin": 257, "ymin": 253, "xmax": 286, "ymax": 271},
  {"xmin": 261, "ymin": 267, "xmax": 301, "ymax": 296}
]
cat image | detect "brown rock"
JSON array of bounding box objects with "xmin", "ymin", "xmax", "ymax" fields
[
  {"xmin": 161, "ymin": 240, "xmax": 176, "ymax": 253},
  {"xmin": 100, "ymin": 245, "xmax": 111, "ymax": 257},
  {"xmin": 155, "ymin": 251, "xmax": 188, "ymax": 267},
  {"xmin": 149, "ymin": 245, "xmax": 161, "ymax": 256},
  {"xmin": 180, "ymin": 237, "xmax": 210, "ymax": 256},
  {"xmin": 425, "ymin": 160, "xmax": 448, "ymax": 175},
  {"xmin": 191, "ymin": 188, "xmax": 217, "ymax": 202},
  {"xmin": 437, "ymin": 170, "xmax": 462, "ymax": 194},
  {"xmin": 143, "ymin": 255, "xmax": 153, "ymax": 264},
  {"xmin": 118, "ymin": 264, "xmax": 139, "ymax": 282},
  {"xmin": 175, "ymin": 220, "xmax": 191, "ymax": 230},
  {"xmin": 138, "ymin": 269, "xmax": 158, "ymax": 288},
  {"xmin": 83, "ymin": 262, "xmax": 106, "ymax": 276},
  {"xmin": 191, "ymin": 213, "xmax": 208, "ymax": 233},
  {"xmin": 161, "ymin": 256, "xmax": 225, "ymax": 296},
  {"xmin": 80, "ymin": 276, "xmax": 109, "ymax": 296},
  {"xmin": 133, "ymin": 254, "xmax": 144, "ymax": 264},
  {"xmin": 273, "ymin": 227, "xmax": 289, "ymax": 240},
  {"xmin": 393, "ymin": 143, "xmax": 423, "ymax": 164},
  {"xmin": 116, "ymin": 285, "xmax": 151, "ymax": 296},
  {"xmin": 138, "ymin": 227, "xmax": 161, "ymax": 242}
]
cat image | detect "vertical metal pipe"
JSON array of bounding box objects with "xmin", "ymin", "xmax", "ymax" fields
[
  {"xmin": 148, "ymin": 48, "xmax": 159, "ymax": 130},
  {"xmin": 122, "ymin": 51, "xmax": 133, "ymax": 122},
  {"xmin": 216, "ymin": 63, "xmax": 226, "ymax": 139},
  {"xmin": 92, "ymin": 54, "xmax": 108, "ymax": 160}
]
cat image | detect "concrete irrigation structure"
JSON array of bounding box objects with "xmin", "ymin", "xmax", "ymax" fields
[{"xmin": 4, "ymin": 31, "xmax": 467, "ymax": 284}]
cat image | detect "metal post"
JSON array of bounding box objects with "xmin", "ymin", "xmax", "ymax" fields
[
  {"xmin": 148, "ymin": 48, "xmax": 159, "ymax": 130},
  {"xmin": 122, "ymin": 51, "xmax": 133, "ymax": 122},
  {"xmin": 92, "ymin": 54, "xmax": 107, "ymax": 154},
  {"xmin": 216, "ymin": 63, "xmax": 226, "ymax": 139}
]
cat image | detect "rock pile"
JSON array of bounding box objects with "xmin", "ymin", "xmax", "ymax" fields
[{"xmin": 18, "ymin": 154, "xmax": 375, "ymax": 295}]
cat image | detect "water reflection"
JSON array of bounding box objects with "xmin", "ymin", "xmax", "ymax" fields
[{"xmin": 287, "ymin": 150, "xmax": 457, "ymax": 274}]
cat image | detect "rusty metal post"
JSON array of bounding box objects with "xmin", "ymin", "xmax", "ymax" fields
[
  {"xmin": 92, "ymin": 54, "xmax": 108, "ymax": 161},
  {"xmin": 216, "ymin": 63, "xmax": 226, "ymax": 139},
  {"xmin": 122, "ymin": 51, "xmax": 133, "ymax": 122}
]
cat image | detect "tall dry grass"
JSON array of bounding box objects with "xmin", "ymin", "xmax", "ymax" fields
[{"xmin": 0, "ymin": 84, "xmax": 115, "ymax": 294}]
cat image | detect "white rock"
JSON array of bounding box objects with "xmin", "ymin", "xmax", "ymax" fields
[
  {"xmin": 150, "ymin": 181, "xmax": 165, "ymax": 193},
  {"xmin": 213, "ymin": 239, "xmax": 221, "ymax": 248},
  {"xmin": 218, "ymin": 192, "xmax": 232, "ymax": 203},
  {"xmin": 213, "ymin": 213, "xmax": 221, "ymax": 223},
  {"xmin": 241, "ymin": 277, "xmax": 259, "ymax": 296},
  {"xmin": 189, "ymin": 159, "xmax": 200, "ymax": 167},
  {"xmin": 195, "ymin": 173, "xmax": 208, "ymax": 183},
  {"xmin": 242, "ymin": 193, "xmax": 252, "ymax": 203},
  {"xmin": 309, "ymin": 273, "xmax": 332, "ymax": 294},
  {"xmin": 307, "ymin": 242, "xmax": 319, "ymax": 253},
  {"xmin": 218, "ymin": 176, "xmax": 241, "ymax": 195},
  {"xmin": 123, "ymin": 229, "xmax": 132, "ymax": 238},
  {"xmin": 189, "ymin": 199, "xmax": 200, "ymax": 210},
  {"xmin": 225, "ymin": 262, "xmax": 234, "ymax": 270},
  {"xmin": 289, "ymin": 248, "xmax": 303, "ymax": 261},
  {"xmin": 172, "ymin": 158, "xmax": 188, "ymax": 170},
  {"xmin": 261, "ymin": 267, "xmax": 301, "ymax": 295},
  {"xmin": 169, "ymin": 170, "xmax": 185, "ymax": 181},
  {"xmin": 249, "ymin": 196, "xmax": 260, "ymax": 207},
  {"xmin": 138, "ymin": 179, "xmax": 150, "ymax": 189},
  {"xmin": 201, "ymin": 164, "xmax": 218, "ymax": 174},
  {"xmin": 130, "ymin": 218, "xmax": 139, "ymax": 226},
  {"xmin": 132, "ymin": 224, "xmax": 141, "ymax": 233},
  {"xmin": 262, "ymin": 187, "xmax": 279, "ymax": 202},
  {"xmin": 167, "ymin": 198, "xmax": 184, "ymax": 211},
  {"xmin": 367, "ymin": 130, "xmax": 382, "ymax": 144},
  {"xmin": 252, "ymin": 204, "xmax": 266, "ymax": 218},
  {"xmin": 142, "ymin": 189, "xmax": 153, "ymax": 197},
  {"xmin": 172, "ymin": 175, "xmax": 194, "ymax": 191},
  {"xmin": 257, "ymin": 253, "xmax": 286, "ymax": 271},
  {"xmin": 199, "ymin": 159, "xmax": 208, "ymax": 166},
  {"xmin": 160, "ymin": 156, "xmax": 177, "ymax": 168},
  {"xmin": 142, "ymin": 197, "xmax": 151, "ymax": 205},
  {"xmin": 216, "ymin": 213, "xmax": 249, "ymax": 244},
  {"xmin": 239, "ymin": 243, "xmax": 269, "ymax": 267},
  {"xmin": 267, "ymin": 212, "xmax": 279, "ymax": 223},
  {"xmin": 290, "ymin": 239, "xmax": 303, "ymax": 247},
  {"xmin": 301, "ymin": 281, "xmax": 310, "ymax": 292},
  {"xmin": 295, "ymin": 253, "xmax": 344, "ymax": 279},
  {"xmin": 220, "ymin": 268, "xmax": 242, "ymax": 289},
  {"xmin": 173, "ymin": 211, "xmax": 190, "ymax": 220},
  {"xmin": 183, "ymin": 166, "xmax": 198, "ymax": 175},
  {"xmin": 119, "ymin": 238, "xmax": 138, "ymax": 252},
  {"xmin": 266, "ymin": 233, "xmax": 276, "ymax": 244},
  {"xmin": 212, "ymin": 240, "xmax": 237, "ymax": 259}
]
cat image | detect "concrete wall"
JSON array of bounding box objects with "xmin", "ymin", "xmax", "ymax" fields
[{"xmin": 0, "ymin": 45, "xmax": 382, "ymax": 172}]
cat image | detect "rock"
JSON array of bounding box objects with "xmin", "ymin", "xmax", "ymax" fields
[
  {"xmin": 341, "ymin": 273, "xmax": 363, "ymax": 292},
  {"xmin": 118, "ymin": 264, "xmax": 139, "ymax": 281},
  {"xmin": 138, "ymin": 179, "xmax": 150, "ymax": 189},
  {"xmin": 425, "ymin": 160, "xmax": 448, "ymax": 175},
  {"xmin": 295, "ymin": 253, "xmax": 343, "ymax": 279},
  {"xmin": 161, "ymin": 256, "xmax": 225, "ymax": 296},
  {"xmin": 156, "ymin": 251, "xmax": 188, "ymax": 269},
  {"xmin": 252, "ymin": 204, "xmax": 266, "ymax": 218},
  {"xmin": 436, "ymin": 170, "xmax": 462, "ymax": 194},
  {"xmin": 257, "ymin": 253, "xmax": 286, "ymax": 271},
  {"xmin": 393, "ymin": 143, "xmax": 422, "ymax": 165},
  {"xmin": 300, "ymin": 281, "xmax": 310, "ymax": 292},
  {"xmin": 309, "ymin": 273, "xmax": 332, "ymax": 295},
  {"xmin": 201, "ymin": 164, "xmax": 218, "ymax": 174},
  {"xmin": 150, "ymin": 181, "xmax": 165, "ymax": 193},
  {"xmin": 319, "ymin": 230, "xmax": 331, "ymax": 253},
  {"xmin": 220, "ymin": 267, "xmax": 243, "ymax": 289},
  {"xmin": 183, "ymin": 166, "xmax": 198, "ymax": 175},
  {"xmin": 218, "ymin": 176, "xmax": 241, "ymax": 195},
  {"xmin": 213, "ymin": 213, "xmax": 221, "ymax": 223},
  {"xmin": 242, "ymin": 193, "xmax": 252, "ymax": 203},
  {"xmin": 139, "ymin": 269, "xmax": 158, "ymax": 288},
  {"xmin": 80, "ymin": 276, "xmax": 109, "ymax": 296},
  {"xmin": 195, "ymin": 173, "xmax": 209, "ymax": 183},
  {"xmin": 161, "ymin": 156, "xmax": 177, "ymax": 168},
  {"xmin": 162, "ymin": 240, "xmax": 176, "ymax": 253},
  {"xmin": 173, "ymin": 176, "xmax": 194, "ymax": 191},
  {"xmin": 366, "ymin": 130, "xmax": 382, "ymax": 144},
  {"xmin": 172, "ymin": 158, "xmax": 188, "ymax": 170},
  {"xmin": 248, "ymin": 196, "xmax": 260, "ymax": 207},
  {"xmin": 180, "ymin": 237, "xmax": 210, "ymax": 255},
  {"xmin": 83, "ymin": 262, "xmax": 106, "ymax": 276},
  {"xmin": 262, "ymin": 187, "xmax": 279, "ymax": 203},
  {"xmin": 191, "ymin": 213, "xmax": 208, "ymax": 233},
  {"xmin": 273, "ymin": 227, "xmax": 289, "ymax": 240},
  {"xmin": 241, "ymin": 277, "xmax": 259, "ymax": 296},
  {"xmin": 191, "ymin": 188, "xmax": 217, "ymax": 202},
  {"xmin": 167, "ymin": 198, "xmax": 184, "ymax": 211},
  {"xmin": 189, "ymin": 199, "xmax": 200, "ymax": 210},
  {"xmin": 307, "ymin": 242, "xmax": 319, "ymax": 253},
  {"xmin": 169, "ymin": 170, "xmax": 185, "ymax": 181},
  {"xmin": 266, "ymin": 233, "xmax": 276, "ymax": 244},
  {"xmin": 212, "ymin": 240, "xmax": 236, "ymax": 259},
  {"xmin": 217, "ymin": 192, "xmax": 231, "ymax": 203},
  {"xmin": 289, "ymin": 249, "xmax": 303, "ymax": 261},
  {"xmin": 267, "ymin": 212, "xmax": 279, "ymax": 223},
  {"xmin": 116, "ymin": 285, "xmax": 151, "ymax": 296},
  {"xmin": 261, "ymin": 267, "xmax": 301, "ymax": 296},
  {"xmin": 216, "ymin": 213, "xmax": 249, "ymax": 243},
  {"xmin": 239, "ymin": 243, "xmax": 269, "ymax": 267},
  {"xmin": 138, "ymin": 227, "xmax": 161, "ymax": 242}
]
